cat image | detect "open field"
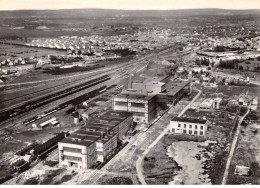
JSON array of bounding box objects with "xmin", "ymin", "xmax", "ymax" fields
[
  {"xmin": 227, "ymin": 121, "xmax": 260, "ymax": 185},
  {"xmin": 203, "ymin": 85, "xmax": 260, "ymax": 98},
  {"xmin": 0, "ymin": 44, "xmax": 67, "ymax": 61},
  {"xmin": 217, "ymin": 69, "xmax": 260, "ymax": 83},
  {"xmin": 142, "ymin": 120, "xmax": 233, "ymax": 185},
  {"xmin": 167, "ymin": 141, "xmax": 212, "ymax": 185},
  {"xmin": 183, "ymin": 108, "xmax": 236, "ymax": 128}
]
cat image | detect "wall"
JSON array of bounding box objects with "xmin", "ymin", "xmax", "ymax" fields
[
  {"xmin": 169, "ymin": 120, "xmax": 209, "ymax": 136},
  {"xmin": 58, "ymin": 142, "xmax": 96, "ymax": 169}
]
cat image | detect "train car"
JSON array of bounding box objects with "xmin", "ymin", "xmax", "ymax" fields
[
  {"xmin": 32, "ymin": 131, "xmax": 70, "ymax": 158},
  {"xmin": 0, "ymin": 75, "xmax": 110, "ymax": 122},
  {"xmin": 0, "ymin": 175, "xmax": 13, "ymax": 184},
  {"xmin": 39, "ymin": 117, "xmax": 57, "ymax": 128},
  {"xmin": 11, "ymin": 159, "xmax": 30, "ymax": 172},
  {"xmin": 15, "ymin": 142, "xmax": 39, "ymax": 156}
]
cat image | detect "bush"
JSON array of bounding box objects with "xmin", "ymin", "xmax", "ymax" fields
[
  {"xmin": 60, "ymin": 174, "xmax": 73, "ymax": 183},
  {"xmin": 103, "ymin": 176, "xmax": 133, "ymax": 185},
  {"xmin": 250, "ymin": 162, "xmax": 260, "ymax": 177},
  {"xmin": 23, "ymin": 178, "xmax": 39, "ymax": 185},
  {"xmin": 44, "ymin": 160, "xmax": 58, "ymax": 167}
]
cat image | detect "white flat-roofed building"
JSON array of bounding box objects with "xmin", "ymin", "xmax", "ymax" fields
[
  {"xmin": 169, "ymin": 117, "xmax": 210, "ymax": 136},
  {"xmin": 58, "ymin": 110, "xmax": 133, "ymax": 169},
  {"xmin": 212, "ymin": 98, "xmax": 222, "ymax": 110},
  {"xmin": 200, "ymin": 98, "xmax": 214, "ymax": 110},
  {"xmin": 58, "ymin": 135, "xmax": 97, "ymax": 169},
  {"xmin": 112, "ymin": 92, "xmax": 157, "ymax": 124},
  {"xmin": 96, "ymin": 133, "xmax": 117, "ymax": 163}
]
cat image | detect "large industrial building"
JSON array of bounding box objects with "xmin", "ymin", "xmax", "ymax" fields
[
  {"xmin": 160, "ymin": 80, "xmax": 191, "ymax": 104},
  {"xmin": 112, "ymin": 91, "xmax": 157, "ymax": 123},
  {"xmin": 58, "ymin": 111, "xmax": 133, "ymax": 169},
  {"xmin": 113, "ymin": 76, "xmax": 190, "ymax": 123},
  {"xmin": 131, "ymin": 77, "xmax": 167, "ymax": 95}
]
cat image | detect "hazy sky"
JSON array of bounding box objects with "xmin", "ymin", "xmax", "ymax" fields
[{"xmin": 0, "ymin": 0, "xmax": 260, "ymax": 11}]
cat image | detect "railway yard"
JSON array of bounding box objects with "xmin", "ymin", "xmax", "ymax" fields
[
  {"xmin": 0, "ymin": 6, "xmax": 260, "ymax": 186},
  {"xmin": 1, "ymin": 38, "xmax": 259, "ymax": 185},
  {"xmin": 0, "ymin": 44, "xmax": 182, "ymax": 184}
]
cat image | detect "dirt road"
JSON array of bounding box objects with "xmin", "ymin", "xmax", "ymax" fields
[
  {"xmin": 221, "ymin": 108, "xmax": 250, "ymax": 184},
  {"xmin": 136, "ymin": 88, "xmax": 202, "ymax": 185}
]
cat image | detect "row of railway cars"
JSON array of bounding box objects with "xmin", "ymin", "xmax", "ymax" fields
[
  {"xmin": 22, "ymin": 84, "xmax": 116, "ymax": 127},
  {"xmin": 3, "ymin": 131, "xmax": 71, "ymax": 183},
  {"xmin": 0, "ymin": 75, "xmax": 110, "ymax": 122}
]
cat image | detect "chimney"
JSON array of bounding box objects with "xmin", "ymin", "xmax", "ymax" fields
[
  {"xmin": 106, "ymin": 127, "xmax": 109, "ymax": 135},
  {"xmin": 128, "ymin": 74, "xmax": 132, "ymax": 89},
  {"xmin": 100, "ymin": 131, "xmax": 104, "ymax": 139}
]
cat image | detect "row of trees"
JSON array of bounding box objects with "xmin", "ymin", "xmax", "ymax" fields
[
  {"xmin": 219, "ymin": 59, "xmax": 241, "ymax": 69},
  {"xmin": 195, "ymin": 57, "xmax": 210, "ymax": 66}
]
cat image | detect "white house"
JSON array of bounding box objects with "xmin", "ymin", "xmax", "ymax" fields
[
  {"xmin": 200, "ymin": 98, "xmax": 214, "ymax": 109},
  {"xmin": 250, "ymin": 97, "xmax": 258, "ymax": 110},
  {"xmin": 169, "ymin": 117, "xmax": 210, "ymax": 136},
  {"xmin": 212, "ymin": 97, "xmax": 222, "ymax": 109}
]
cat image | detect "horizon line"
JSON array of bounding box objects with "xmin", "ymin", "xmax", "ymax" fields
[{"xmin": 1, "ymin": 7, "xmax": 260, "ymax": 12}]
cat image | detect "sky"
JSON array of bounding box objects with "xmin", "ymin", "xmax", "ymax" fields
[{"xmin": 0, "ymin": 0, "xmax": 260, "ymax": 11}]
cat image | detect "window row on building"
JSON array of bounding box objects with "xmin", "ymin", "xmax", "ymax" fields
[
  {"xmin": 178, "ymin": 123, "xmax": 204, "ymax": 130},
  {"xmin": 169, "ymin": 117, "xmax": 210, "ymax": 136},
  {"xmin": 171, "ymin": 128, "xmax": 204, "ymax": 136}
]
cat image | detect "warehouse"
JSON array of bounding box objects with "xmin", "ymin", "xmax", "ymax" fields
[
  {"xmin": 162, "ymin": 80, "xmax": 190, "ymax": 105},
  {"xmin": 58, "ymin": 111, "xmax": 133, "ymax": 169},
  {"xmin": 101, "ymin": 111, "xmax": 133, "ymax": 140},
  {"xmin": 58, "ymin": 133, "xmax": 97, "ymax": 169},
  {"xmin": 113, "ymin": 79, "xmax": 190, "ymax": 123},
  {"xmin": 131, "ymin": 79, "xmax": 166, "ymax": 95},
  {"xmin": 112, "ymin": 91, "xmax": 157, "ymax": 124}
]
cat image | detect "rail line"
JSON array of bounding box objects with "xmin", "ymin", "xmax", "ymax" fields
[{"xmin": 0, "ymin": 75, "xmax": 110, "ymax": 122}]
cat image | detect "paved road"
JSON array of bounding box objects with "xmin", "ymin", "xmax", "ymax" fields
[
  {"xmin": 221, "ymin": 108, "xmax": 250, "ymax": 185},
  {"xmin": 136, "ymin": 88, "xmax": 202, "ymax": 185}
]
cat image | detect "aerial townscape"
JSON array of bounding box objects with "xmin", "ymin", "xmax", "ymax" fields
[{"xmin": 0, "ymin": 0, "xmax": 260, "ymax": 185}]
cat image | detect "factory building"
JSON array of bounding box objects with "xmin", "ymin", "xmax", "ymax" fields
[
  {"xmin": 58, "ymin": 111, "xmax": 133, "ymax": 169},
  {"xmin": 131, "ymin": 78, "xmax": 166, "ymax": 95},
  {"xmin": 101, "ymin": 111, "xmax": 134, "ymax": 140},
  {"xmin": 113, "ymin": 78, "xmax": 190, "ymax": 123},
  {"xmin": 112, "ymin": 91, "xmax": 157, "ymax": 124},
  {"xmin": 169, "ymin": 117, "xmax": 209, "ymax": 136},
  {"xmin": 58, "ymin": 133, "xmax": 98, "ymax": 169},
  {"xmin": 163, "ymin": 80, "xmax": 190, "ymax": 105}
]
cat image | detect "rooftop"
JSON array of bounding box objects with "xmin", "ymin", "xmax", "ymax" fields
[
  {"xmin": 115, "ymin": 92, "xmax": 155, "ymax": 101},
  {"xmin": 165, "ymin": 80, "xmax": 190, "ymax": 96},
  {"xmin": 59, "ymin": 137, "xmax": 94, "ymax": 147},
  {"xmin": 102, "ymin": 110, "xmax": 133, "ymax": 120},
  {"xmin": 171, "ymin": 117, "xmax": 208, "ymax": 124}
]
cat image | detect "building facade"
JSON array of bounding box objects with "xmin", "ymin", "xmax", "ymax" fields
[
  {"xmin": 58, "ymin": 137, "xmax": 97, "ymax": 169},
  {"xmin": 236, "ymin": 58, "xmax": 260, "ymax": 71},
  {"xmin": 58, "ymin": 111, "xmax": 133, "ymax": 169},
  {"xmin": 112, "ymin": 93, "xmax": 157, "ymax": 123},
  {"xmin": 169, "ymin": 117, "xmax": 210, "ymax": 136}
]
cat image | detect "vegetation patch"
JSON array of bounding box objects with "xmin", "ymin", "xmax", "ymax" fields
[
  {"xmin": 101, "ymin": 176, "xmax": 133, "ymax": 185},
  {"xmin": 40, "ymin": 169, "xmax": 66, "ymax": 185}
]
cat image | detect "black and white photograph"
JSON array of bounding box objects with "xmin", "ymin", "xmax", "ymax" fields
[{"xmin": 0, "ymin": 0, "xmax": 259, "ymax": 185}]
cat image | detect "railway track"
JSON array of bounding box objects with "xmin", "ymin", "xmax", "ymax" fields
[
  {"xmin": 0, "ymin": 75, "xmax": 110, "ymax": 122},
  {"xmin": 0, "ymin": 60, "xmax": 140, "ymax": 109},
  {"xmin": 0, "ymin": 45, "xmax": 172, "ymax": 125}
]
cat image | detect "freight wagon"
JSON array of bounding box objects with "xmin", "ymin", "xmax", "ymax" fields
[
  {"xmin": 32, "ymin": 131, "xmax": 70, "ymax": 159},
  {"xmin": 15, "ymin": 142, "xmax": 39, "ymax": 156},
  {"xmin": 1, "ymin": 75, "xmax": 110, "ymax": 122},
  {"xmin": 11, "ymin": 159, "xmax": 30, "ymax": 172}
]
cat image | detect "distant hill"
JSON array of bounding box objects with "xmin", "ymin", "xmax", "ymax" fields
[{"xmin": 0, "ymin": 8, "xmax": 259, "ymax": 18}]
